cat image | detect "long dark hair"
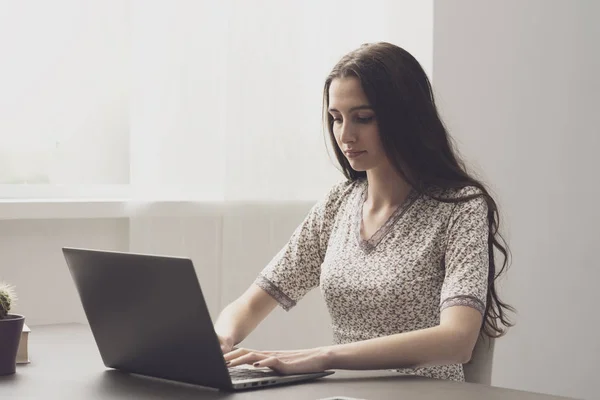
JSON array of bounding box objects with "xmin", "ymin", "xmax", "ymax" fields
[{"xmin": 322, "ymin": 42, "xmax": 514, "ymax": 338}]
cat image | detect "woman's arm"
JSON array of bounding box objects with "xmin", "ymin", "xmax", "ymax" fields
[
  {"xmin": 214, "ymin": 284, "xmax": 278, "ymax": 352},
  {"xmin": 225, "ymin": 305, "xmax": 482, "ymax": 373},
  {"xmin": 216, "ymin": 182, "xmax": 351, "ymax": 353},
  {"xmin": 322, "ymin": 306, "xmax": 482, "ymax": 370},
  {"xmin": 216, "ymin": 183, "xmax": 349, "ymax": 353}
]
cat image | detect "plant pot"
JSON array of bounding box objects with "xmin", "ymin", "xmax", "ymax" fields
[{"xmin": 0, "ymin": 314, "xmax": 25, "ymax": 375}]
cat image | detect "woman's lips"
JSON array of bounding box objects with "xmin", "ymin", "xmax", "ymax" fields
[{"xmin": 345, "ymin": 151, "xmax": 366, "ymax": 159}]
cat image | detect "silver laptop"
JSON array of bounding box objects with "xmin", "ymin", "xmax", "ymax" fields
[{"xmin": 62, "ymin": 247, "xmax": 334, "ymax": 391}]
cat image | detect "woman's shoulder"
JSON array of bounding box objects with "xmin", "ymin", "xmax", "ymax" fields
[
  {"xmin": 325, "ymin": 178, "xmax": 363, "ymax": 199},
  {"xmin": 425, "ymin": 184, "xmax": 485, "ymax": 202},
  {"xmin": 419, "ymin": 185, "xmax": 488, "ymax": 220},
  {"xmin": 316, "ymin": 178, "xmax": 364, "ymax": 213}
]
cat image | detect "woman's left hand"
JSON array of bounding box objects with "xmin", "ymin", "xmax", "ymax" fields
[{"xmin": 224, "ymin": 347, "xmax": 331, "ymax": 375}]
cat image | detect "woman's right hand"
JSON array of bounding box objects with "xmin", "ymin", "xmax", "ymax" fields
[{"xmin": 218, "ymin": 334, "xmax": 234, "ymax": 354}]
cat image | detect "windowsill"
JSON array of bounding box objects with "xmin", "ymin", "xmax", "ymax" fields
[
  {"xmin": 0, "ymin": 199, "xmax": 206, "ymax": 220},
  {"xmin": 0, "ymin": 198, "xmax": 315, "ymax": 220},
  {"xmin": 0, "ymin": 185, "xmax": 318, "ymax": 219}
]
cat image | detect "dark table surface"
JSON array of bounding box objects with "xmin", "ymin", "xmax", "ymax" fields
[{"xmin": 0, "ymin": 323, "xmax": 576, "ymax": 400}]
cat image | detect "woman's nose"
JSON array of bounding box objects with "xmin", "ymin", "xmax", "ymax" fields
[{"xmin": 339, "ymin": 122, "xmax": 356, "ymax": 143}]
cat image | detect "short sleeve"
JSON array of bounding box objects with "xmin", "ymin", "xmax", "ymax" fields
[
  {"xmin": 440, "ymin": 188, "xmax": 490, "ymax": 316},
  {"xmin": 254, "ymin": 180, "xmax": 353, "ymax": 311}
]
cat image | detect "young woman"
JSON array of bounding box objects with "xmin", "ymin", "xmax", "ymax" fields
[{"xmin": 214, "ymin": 42, "xmax": 514, "ymax": 382}]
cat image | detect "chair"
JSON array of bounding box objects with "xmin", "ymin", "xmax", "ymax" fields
[{"xmin": 463, "ymin": 335, "xmax": 495, "ymax": 385}]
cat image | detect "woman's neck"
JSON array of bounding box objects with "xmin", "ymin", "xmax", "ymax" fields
[{"xmin": 365, "ymin": 164, "xmax": 412, "ymax": 210}]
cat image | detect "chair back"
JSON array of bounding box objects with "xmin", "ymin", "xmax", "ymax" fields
[{"xmin": 463, "ymin": 335, "xmax": 495, "ymax": 385}]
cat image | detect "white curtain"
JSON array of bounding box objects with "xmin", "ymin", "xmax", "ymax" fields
[{"xmin": 0, "ymin": 0, "xmax": 433, "ymax": 202}]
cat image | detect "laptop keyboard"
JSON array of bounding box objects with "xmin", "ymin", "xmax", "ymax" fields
[{"xmin": 228, "ymin": 367, "xmax": 280, "ymax": 380}]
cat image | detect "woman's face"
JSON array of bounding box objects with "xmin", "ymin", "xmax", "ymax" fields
[{"xmin": 328, "ymin": 77, "xmax": 390, "ymax": 173}]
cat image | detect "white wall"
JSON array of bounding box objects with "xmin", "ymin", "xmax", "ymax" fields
[
  {"xmin": 0, "ymin": 218, "xmax": 129, "ymax": 325},
  {"xmin": 433, "ymin": 1, "xmax": 599, "ymax": 399}
]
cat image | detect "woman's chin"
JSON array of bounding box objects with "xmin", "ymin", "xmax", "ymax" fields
[{"xmin": 347, "ymin": 160, "xmax": 369, "ymax": 172}]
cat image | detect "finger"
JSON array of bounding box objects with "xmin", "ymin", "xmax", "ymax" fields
[
  {"xmin": 224, "ymin": 347, "xmax": 251, "ymax": 361},
  {"xmin": 227, "ymin": 352, "xmax": 269, "ymax": 368},
  {"xmin": 227, "ymin": 351, "xmax": 269, "ymax": 367},
  {"xmin": 252, "ymin": 356, "xmax": 283, "ymax": 371},
  {"xmin": 224, "ymin": 347, "xmax": 282, "ymax": 361}
]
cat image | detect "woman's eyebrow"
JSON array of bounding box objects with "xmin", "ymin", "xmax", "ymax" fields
[{"xmin": 328, "ymin": 105, "xmax": 373, "ymax": 113}]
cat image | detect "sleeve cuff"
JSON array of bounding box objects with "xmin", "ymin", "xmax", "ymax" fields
[
  {"xmin": 440, "ymin": 295, "xmax": 486, "ymax": 316},
  {"xmin": 254, "ymin": 274, "xmax": 296, "ymax": 311}
]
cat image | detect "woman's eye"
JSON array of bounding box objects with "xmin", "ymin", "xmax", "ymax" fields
[
  {"xmin": 332, "ymin": 117, "xmax": 342, "ymax": 123},
  {"xmin": 357, "ymin": 116, "xmax": 373, "ymax": 123}
]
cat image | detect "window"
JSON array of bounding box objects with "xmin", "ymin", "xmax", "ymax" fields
[{"xmin": 0, "ymin": 0, "xmax": 433, "ymax": 203}]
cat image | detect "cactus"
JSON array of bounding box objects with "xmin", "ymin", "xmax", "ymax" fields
[{"xmin": 0, "ymin": 282, "xmax": 16, "ymax": 320}]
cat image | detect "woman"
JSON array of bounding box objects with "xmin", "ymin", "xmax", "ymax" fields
[{"xmin": 214, "ymin": 42, "xmax": 514, "ymax": 382}]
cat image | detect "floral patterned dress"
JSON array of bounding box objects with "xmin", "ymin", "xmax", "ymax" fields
[{"xmin": 255, "ymin": 178, "xmax": 489, "ymax": 381}]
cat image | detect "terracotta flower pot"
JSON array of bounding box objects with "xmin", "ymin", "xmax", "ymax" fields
[{"xmin": 0, "ymin": 314, "xmax": 25, "ymax": 375}]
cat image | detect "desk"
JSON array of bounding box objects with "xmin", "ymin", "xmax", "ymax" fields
[{"xmin": 0, "ymin": 324, "xmax": 575, "ymax": 400}]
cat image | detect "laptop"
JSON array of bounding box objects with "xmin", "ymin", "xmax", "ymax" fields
[{"xmin": 62, "ymin": 247, "xmax": 334, "ymax": 391}]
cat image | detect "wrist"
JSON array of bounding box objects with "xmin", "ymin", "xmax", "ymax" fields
[{"xmin": 318, "ymin": 345, "xmax": 337, "ymax": 370}]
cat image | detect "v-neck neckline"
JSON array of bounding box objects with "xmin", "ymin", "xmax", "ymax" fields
[{"xmin": 354, "ymin": 181, "xmax": 419, "ymax": 254}]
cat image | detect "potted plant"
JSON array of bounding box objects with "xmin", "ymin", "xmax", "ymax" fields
[{"xmin": 0, "ymin": 281, "xmax": 25, "ymax": 375}]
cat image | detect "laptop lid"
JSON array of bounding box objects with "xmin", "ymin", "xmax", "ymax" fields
[
  {"xmin": 63, "ymin": 247, "xmax": 334, "ymax": 391},
  {"xmin": 62, "ymin": 247, "xmax": 234, "ymax": 390}
]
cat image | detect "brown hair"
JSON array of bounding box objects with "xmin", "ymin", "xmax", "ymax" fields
[{"xmin": 323, "ymin": 42, "xmax": 515, "ymax": 338}]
